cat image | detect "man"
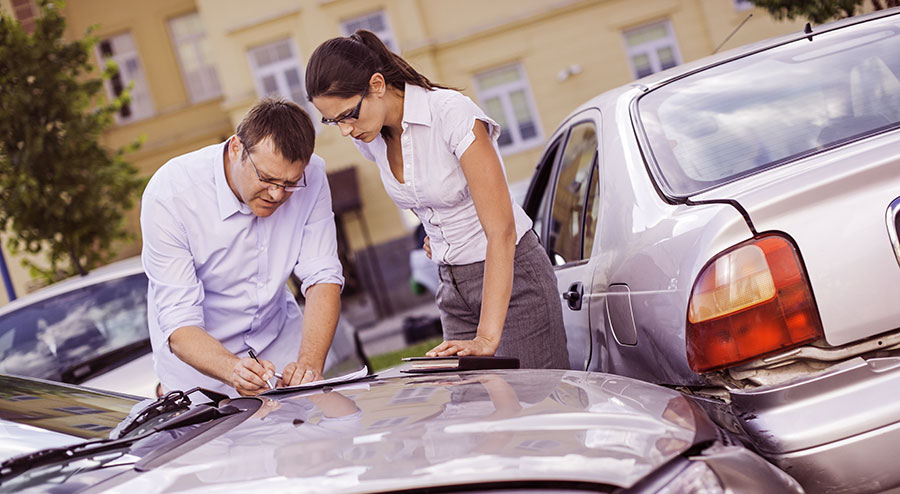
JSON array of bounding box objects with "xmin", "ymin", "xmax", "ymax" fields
[{"xmin": 141, "ymin": 98, "xmax": 343, "ymax": 396}]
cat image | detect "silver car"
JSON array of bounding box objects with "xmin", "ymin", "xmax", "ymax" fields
[
  {"xmin": 0, "ymin": 257, "xmax": 367, "ymax": 398},
  {"xmin": 0, "ymin": 368, "xmax": 802, "ymax": 493},
  {"xmin": 523, "ymin": 9, "xmax": 900, "ymax": 494}
]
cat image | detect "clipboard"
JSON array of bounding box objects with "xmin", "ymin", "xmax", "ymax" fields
[{"xmin": 400, "ymin": 356, "xmax": 520, "ymax": 373}]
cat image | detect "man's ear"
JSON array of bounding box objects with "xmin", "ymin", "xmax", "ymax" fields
[
  {"xmin": 230, "ymin": 135, "xmax": 243, "ymax": 159},
  {"xmin": 369, "ymin": 72, "xmax": 386, "ymax": 96}
]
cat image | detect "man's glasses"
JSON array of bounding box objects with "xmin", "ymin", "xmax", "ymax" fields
[
  {"xmin": 321, "ymin": 91, "xmax": 366, "ymax": 126},
  {"xmin": 244, "ymin": 148, "xmax": 306, "ymax": 193}
]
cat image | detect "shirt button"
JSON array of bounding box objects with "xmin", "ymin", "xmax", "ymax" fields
[
  {"xmin": 257, "ymin": 282, "xmax": 264, "ymax": 288},
  {"xmin": 254, "ymin": 314, "xmax": 260, "ymax": 319}
]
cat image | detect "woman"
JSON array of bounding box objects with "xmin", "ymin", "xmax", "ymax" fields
[{"xmin": 306, "ymin": 30, "xmax": 568, "ymax": 369}]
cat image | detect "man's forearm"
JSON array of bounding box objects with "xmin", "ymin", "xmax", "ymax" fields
[
  {"xmin": 297, "ymin": 283, "xmax": 342, "ymax": 371},
  {"xmin": 169, "ymin": 325, "xmax": 240, "ymax": 384}
]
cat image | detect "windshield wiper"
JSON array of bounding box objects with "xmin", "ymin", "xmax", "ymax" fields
[
  {"xmin": 0, "ymin": 387, "xmax": 247, "ymax": 487},
  {"xmin": 112, "ymin": 386, "xmax": 228, "ymax": 439}
]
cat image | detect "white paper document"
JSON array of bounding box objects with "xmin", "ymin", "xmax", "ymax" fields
[{"xmin": 261, "ymin": 366, "xmax": 371, "ymax": 396}]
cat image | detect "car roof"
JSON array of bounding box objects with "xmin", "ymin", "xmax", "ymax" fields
[
  {"xmin": 642, "ymin": 8, "xmax": 898, "ymax": 89},
  {"xmin": 0, "ymin": 257, "xmax": 145, "ymax": 317},
  {"xmin": 564, "ymin": 8, "xmax": 900, "ymax": 120}
]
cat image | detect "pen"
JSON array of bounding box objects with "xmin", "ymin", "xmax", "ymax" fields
[{"xmin": 247, "ymin": 349, "xmax": 274, "ymax": 390}]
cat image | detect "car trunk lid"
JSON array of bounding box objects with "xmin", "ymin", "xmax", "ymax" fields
[{"xmin": 692, "ymin": 131, "xmax": 900, "ymax": 346}]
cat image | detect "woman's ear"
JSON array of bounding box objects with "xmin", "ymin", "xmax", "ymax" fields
[{"xmin": 369, "ymin": 72, "xmax": 386, "ymax": 96}]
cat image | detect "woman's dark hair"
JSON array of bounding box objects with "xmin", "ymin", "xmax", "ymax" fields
[{"xmin": 306, "ymin": 29, "xmax": 454, "ymax": 101}]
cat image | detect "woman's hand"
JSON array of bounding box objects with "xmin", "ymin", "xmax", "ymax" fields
[
  {"xmin": 423, "ymin": 235, "xmax": 432, "ymax": 259},
  {"xmin": 426, "ymin": 334, "xmax": 499, "ymax": 357}
]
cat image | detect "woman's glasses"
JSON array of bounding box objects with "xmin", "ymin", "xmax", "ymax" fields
[{"xmin": 321, "ymin": 91, "xmax": 366, "ymax": 126}]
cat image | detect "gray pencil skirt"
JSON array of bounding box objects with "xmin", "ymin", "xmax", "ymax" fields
[{"xmin": 435, "ymin": 230, "xmax": 570, "ymax": 369}]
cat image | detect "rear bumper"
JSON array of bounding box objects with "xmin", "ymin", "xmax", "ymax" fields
[{"xmin": 730, "ymin": 356, "xmax": 900, "ymax": 494}]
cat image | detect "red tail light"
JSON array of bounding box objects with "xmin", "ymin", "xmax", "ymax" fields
[{"xmin": 686, "ymin": 234, "xmax": 823, "ymax": 373}]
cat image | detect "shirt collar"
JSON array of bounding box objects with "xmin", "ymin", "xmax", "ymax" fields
[
  {"xmin": 214, "ymin": 136, "xmax": 250, "ymax": 220},
  {"xmin": 402, "ymin": 83, "xmax": 432, "ymax": 127}
]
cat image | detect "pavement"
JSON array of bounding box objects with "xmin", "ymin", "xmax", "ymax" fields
[{"xmin": 341, "ymin": 293, "xmax": 442, "ymax": 357}]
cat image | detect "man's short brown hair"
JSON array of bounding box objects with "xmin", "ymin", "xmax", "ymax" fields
[{"xmin": 235, "ymin": 97, "xmax": 315, "ymax": 164}]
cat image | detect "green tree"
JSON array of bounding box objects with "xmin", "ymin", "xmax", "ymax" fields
[
  {"xmin": 0, "ymin": 0, "xmax": 144, "ymax": 283},
  {"xmin": 751, "ymin": 0, "xmax": 900, "ymax": 24}
]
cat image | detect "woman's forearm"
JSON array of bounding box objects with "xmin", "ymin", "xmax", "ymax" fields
[{"xmin": 476, "ymin": 227, "xmax": 516, "ymax": 350}]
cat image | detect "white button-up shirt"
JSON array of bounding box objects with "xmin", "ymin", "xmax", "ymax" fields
[
  {"xmin": 140, "ymin": 140, "xmax": 344, "ymax": 395},
  {"xmin": 354, "ymin": 84, "xmax": 533, "ymax": 265}
]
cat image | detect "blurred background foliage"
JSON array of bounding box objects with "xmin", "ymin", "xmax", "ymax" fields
[
  {"xmin": 751, "ymin": 0, "xmax": 900, "ymax": 24},
  {"xmin": 0, "ymin": 0, "xmax": 144, "ymax": 284}
]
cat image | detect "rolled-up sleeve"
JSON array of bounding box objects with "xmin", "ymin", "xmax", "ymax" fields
[
  {"xmin": 292, "ymin": 173, "xmax": 345, "ymax": 296},
  {"xmin": 440, "ymin": 93, "xmax": 501, "ymax": 160},
  {"xmin": 141, "ymin": 193, "xmax": 206, "ymax": 342}
]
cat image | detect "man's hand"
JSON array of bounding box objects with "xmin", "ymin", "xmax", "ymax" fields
[
  {"xmin": 426, "ymin": 334, "xmax": 499, "ymax": 357},
  {"xmin": 280, "ymin": 362, "xmax": 322, "ymax": 387},
  {"xmin": 423, "ymin": 235, "xmax": 432, "ymax": 259},
  {"xmin": 231, "ymin": 356, "xmax": 275, "ymax": 396}
]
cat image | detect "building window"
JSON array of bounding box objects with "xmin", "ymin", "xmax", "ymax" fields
[
  {"xmin": 341, "ymin": 10, "xmax": 397, "ymax": 52},
  {"xmin": 734, "ymin": 0, "xmax": 754, "ymax": 10},
  {"xmin": 52, "ymin": 406, "xmax": 103, "ymax": 415},
  {"xmin": 75, "ymin": 423, "xmax": 113, "ymax": 432},
  {"xmin": 623, "ymin": 21, "xmax": 682, "ymax": 79},
  {"xmin": 475, "ymin": 64, "xmax": 543, "ymax": 154},
  {"xmin": 168, "ymin": 12, "xmax": 222, "ymax": 103},
  {"xmin": 7, "ymin": 395, "xmax": 39, "ymax": 401},
  {"xmin": 248, "ymin": 38, "xmax": 316, "ymax": 119},
  {"xmin": 11, "ymin": 0, "xmax": 37, "ymax": 34},
  {"xmin": 97, "ymin": 32, "xmax": 154, "ymax": 123}
]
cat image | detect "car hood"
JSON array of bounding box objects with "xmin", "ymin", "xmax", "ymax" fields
[
  {"xmin": 113, "ymin": 369, "xmax": 711, "ymax": 493},
  {"xmin": 82, "ymin": 352, "xmax": 158, "ymax": 398},
  {"xmin": 692, "ymin": 130, "xmax": 900, "ymax": 346},
  {"xmin": 0, "ymin": 421, "xmax": 84, "ymax": 464}
]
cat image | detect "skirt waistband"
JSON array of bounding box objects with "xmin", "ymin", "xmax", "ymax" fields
[{"xmin": 438, "ymin": 229, "xmax": 540, "ymax": 284}]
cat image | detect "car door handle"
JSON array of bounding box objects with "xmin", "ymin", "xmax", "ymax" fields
[{"xmin": 562, "ymin": 282, "xmax": 583, "ymax": 311}]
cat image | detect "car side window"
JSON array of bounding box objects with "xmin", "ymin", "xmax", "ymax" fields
[
  {"xmin": 523, "ymin": 138, "xmax": 563, "ymax": 244},
  {"xmin": 546, "ymin": 121, "xmax": 599, "ymax": 266},
  {"xmin": 582, "ymin": 158, "xmax": 600, "ymax": 258}
]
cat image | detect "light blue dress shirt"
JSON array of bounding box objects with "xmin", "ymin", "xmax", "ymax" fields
[{"xmin": 140, "ymin": 139, "xmax": 344, "ymax": 395}]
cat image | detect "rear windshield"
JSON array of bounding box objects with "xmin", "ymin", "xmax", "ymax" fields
[
  {"xmin": 638, "ymin": 15, "xmax": 900, "ymax": 196},
  {"xmin": 0, "ymin": 273, "xmax": 149, "ymax": 382}
]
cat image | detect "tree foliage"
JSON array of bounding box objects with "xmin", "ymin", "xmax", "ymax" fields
[
  {"xmin": 0, "ymin": 0, "xmax": 144, "ymax": 283},
  {"xmin": 751, "ymin": 0, "xmax": 900, "ymax": 24}
]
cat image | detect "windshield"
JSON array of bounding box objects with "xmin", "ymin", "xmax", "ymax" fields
[
  {"xmin": 638, "ymin": 14, "xmax": 900, "ymax": 196},
  {"xmin": 0, "ymin": 377, "xmax": 259, "ymax": 492},
  {"xmin": 0, "ymin": 273, "xmax": 149, "ymax": 382}
]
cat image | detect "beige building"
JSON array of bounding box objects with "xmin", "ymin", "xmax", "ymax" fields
[{"xmin": 1, "ymin": 0, "xmax": 805, "ymax": 307}]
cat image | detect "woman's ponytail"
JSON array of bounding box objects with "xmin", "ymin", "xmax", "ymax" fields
[
  {"xmin": 350, "ymin": 30, "xmax": 452, "ymax": 92},
  {"xmin": 306, "ymin": 29, "xmax": 453, "ymax": 102}
]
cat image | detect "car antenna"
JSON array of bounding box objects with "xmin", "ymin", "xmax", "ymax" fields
[
  {"xmin": 713, "ymin": 13, "xmax": 752, "ymax": 54},
  {"xmin": 804, "ymin": 22, "xmax": 814, "ymax": 41}
]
